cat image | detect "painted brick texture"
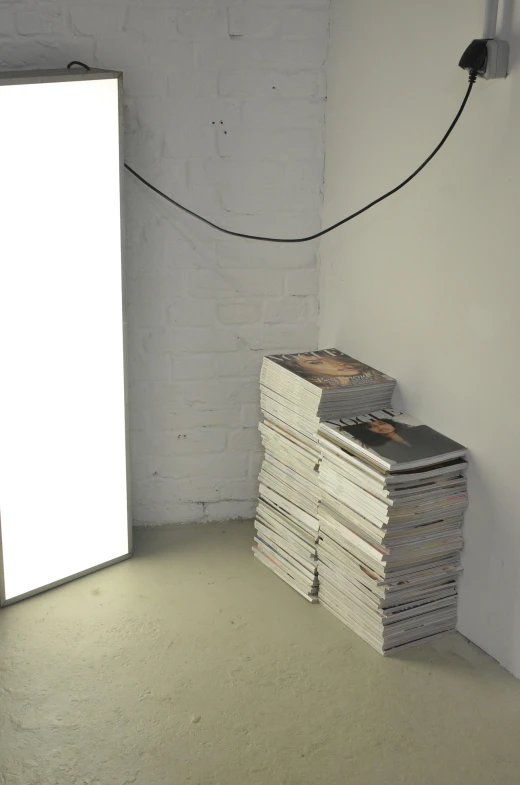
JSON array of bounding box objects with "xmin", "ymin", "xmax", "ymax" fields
[{"xmin": 1, "ymin": 0, "xmax": 329, "ymax": 524}]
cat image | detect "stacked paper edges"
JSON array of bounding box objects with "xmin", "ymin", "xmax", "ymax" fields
[
  {"xmin": 253, "ymin": 349, "xmax": 396, "ymax": 604},
  {"xmin": 317, "ymin": 409, "xmax": 467, "ymax": 654}
]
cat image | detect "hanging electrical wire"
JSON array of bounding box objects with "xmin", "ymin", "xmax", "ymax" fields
[{"xmin": 67, "ymin": 61, "xmax": 477, "ymax": 244}]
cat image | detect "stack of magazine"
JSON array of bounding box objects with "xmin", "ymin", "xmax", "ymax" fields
[
  {"xmin": 317, "ymin": 408, "xmax": 468, "ymax": 654},
  {"xmin": 259, "ymin": 349, "xmax": 396, "ymax": 451},
  {"xmin": 253, "ymin": 349, "xmax": 396, "ymax": 603}
]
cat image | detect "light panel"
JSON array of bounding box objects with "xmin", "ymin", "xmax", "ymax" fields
[{"xmin": 0, "ymin": 72, "xmax": 130, "ymax": 603}]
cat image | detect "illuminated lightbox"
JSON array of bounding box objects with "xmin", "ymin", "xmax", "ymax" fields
[{"xmin": 0, "ymin": 69, "xmax": 131, "ymax": 605}]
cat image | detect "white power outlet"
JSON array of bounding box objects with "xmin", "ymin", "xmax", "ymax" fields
[{"xmin": 482, "ymin": 39, "xmax": 509, "ymax": 78}]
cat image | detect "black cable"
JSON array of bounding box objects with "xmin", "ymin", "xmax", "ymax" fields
[
  {"xmin": 67, "ymin": 61, "xmax": 91, "ymax": 71},
  {"xmin": 125, "ymin": 73, "xmax": 477, "ymax": 243},
  {"xmin": 63, "ymin": 59, "xmax": 477, "ymax": 241}
]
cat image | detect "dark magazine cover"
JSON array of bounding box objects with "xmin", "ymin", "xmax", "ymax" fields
[
  {"xmin": 323, "ymin": 409, "xmax": 466, "ymax": 467},
  {"xmin": 265, "ymin": 349, "xmax": 393, "ymax": 390}
]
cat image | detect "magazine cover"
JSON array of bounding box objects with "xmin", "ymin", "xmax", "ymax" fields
[
  {"xmin": 322, "ymin": 409, "xmax": 466, "ymax": 466},
  {"xmin": 265, "ymin": 349, "xmax": 393, "ymax": 390}
]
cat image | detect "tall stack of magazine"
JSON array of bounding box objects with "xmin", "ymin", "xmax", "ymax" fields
[
  {"xmin": 253, "ymin": 349, "xmax": 395, "ymax": 603},
  {"xmin": 317, "ymin": 409, "xmax": 467, "ymax": 653}
]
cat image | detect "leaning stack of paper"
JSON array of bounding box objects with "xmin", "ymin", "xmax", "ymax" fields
[{"xmin": 253, "ymin": 350, "xmax": 395, "ymax": 602}]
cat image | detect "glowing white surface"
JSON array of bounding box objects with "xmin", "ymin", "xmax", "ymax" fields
[{"xmin": 0, "ymin": 77, "xmax": 129, "ymax": 601}]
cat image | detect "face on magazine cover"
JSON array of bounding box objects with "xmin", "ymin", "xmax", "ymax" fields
[
  {"xmin": 345, "ymin": 419, "xmax": 412, "ymax": 448},
  {"xmin": 365, "ymin": 420, "xmax": 396, "ymax": 436},
  {"xmin": 293, "ymin": 354, "xmax": 370, "ymax": 379}
]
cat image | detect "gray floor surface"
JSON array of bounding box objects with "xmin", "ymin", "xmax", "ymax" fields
[{"xmin": 1, "ymin": 521, "xmax": 520, "ymax": 785}]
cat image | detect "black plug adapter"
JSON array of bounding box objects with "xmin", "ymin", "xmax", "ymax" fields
[{"xmin": 459, "ymin": 39, "xmax": 488, "ymax": 75}]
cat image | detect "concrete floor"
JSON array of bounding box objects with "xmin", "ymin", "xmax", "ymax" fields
[{"xmin": 2, "ymin": 523, "xmax": 520, "ymax": 785}]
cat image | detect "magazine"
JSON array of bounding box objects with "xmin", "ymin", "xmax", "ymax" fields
[
  {"xmin": 319, "ymin": 408, "xmax": 466, "ymax": 470},
  {"xmin": 264, "ymin": 349, "xmax": 394, "ymax": 390}
]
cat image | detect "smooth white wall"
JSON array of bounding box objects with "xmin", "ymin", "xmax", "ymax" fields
[
  {"xmin": 320, "ymin": 0, "xmax": 520, "ymax": 675},
  {"xmin": 0, "ymin": 0, "xmax": 329, "ymax": 524}
]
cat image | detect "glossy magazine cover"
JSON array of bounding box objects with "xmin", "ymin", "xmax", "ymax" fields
[
  {"xmin": 265, "ymin": 349, "xmax": 393, "ymax": 390},
  {"xmin": 321, "ymin": 409, "xmax": 466, "ymax": 466}
]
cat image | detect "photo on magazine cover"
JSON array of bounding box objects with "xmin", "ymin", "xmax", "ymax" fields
[
  {"xmin": 332, "ymin": 409, "xmax": 466, "ymax": 465},
  {"xmin": 266, "ymin": 349, "xmax": 392, "ymax": 390}
]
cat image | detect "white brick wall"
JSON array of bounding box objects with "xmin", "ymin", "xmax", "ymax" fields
[{"xmin": 1, "ymin": 0, "xmax": 329, "ymax": 525}]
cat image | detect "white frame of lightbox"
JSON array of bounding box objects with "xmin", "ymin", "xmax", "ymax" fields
[{"xmin": 0, "ymin": 68, "xmax": 132, "ymax": 606}]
